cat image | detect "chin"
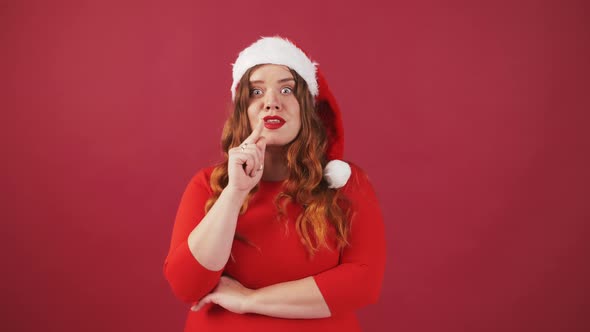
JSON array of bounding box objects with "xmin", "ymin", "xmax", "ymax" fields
[
  {"xmin": 265, "ymin": 141, "xmax": 288, "ymax": 147},
  {"xmin": 264, "ymin": 135, "xmax": 297, "ymax": 146}
]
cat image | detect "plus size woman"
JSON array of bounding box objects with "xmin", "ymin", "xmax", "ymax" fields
[{"xmin": 164, "ymin": 36, "xmax": 386, "ymax": 332}]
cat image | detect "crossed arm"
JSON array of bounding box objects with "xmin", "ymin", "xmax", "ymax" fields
[
  {"xmin": 163, "ymin": 164, "xmax": 385, "ymax": 318},
  {"xmin": 190, "ymin": 275, "xmax": 331, "ymax": 319},
  {"xmin": 180, "ymin": 180, "xmax": 331, "ymax": 318}
]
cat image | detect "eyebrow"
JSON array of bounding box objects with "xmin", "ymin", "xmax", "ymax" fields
[{"xmin": 249, "ymin": 78, "xmax": 295, "ymax": 84}]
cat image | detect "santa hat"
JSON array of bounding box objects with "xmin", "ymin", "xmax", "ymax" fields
[{"xmin": 231, "ymin": 36, "xmax": 351, "ymax": 189}]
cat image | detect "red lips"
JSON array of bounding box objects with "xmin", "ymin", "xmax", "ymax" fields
[{"xmin": 263, "ymin": 116, "xmax": 286, "ymax": 129}]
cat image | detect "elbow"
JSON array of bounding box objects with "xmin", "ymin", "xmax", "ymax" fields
[
  {"xmin": 162, "ymin": 242, "xmax": 223, "ymax": 304},
  {"xmin": 165, "ymin": 282, "xmax": 195, "ymax": 304},
  {"xmin": 163, "ymin": 262, "xmax": 199, "ymax": 303},
  {"xmin": 169, "ymin": 285, "xmax": 198, "ymax": 304},
  {"xmin": 365, "ymin": 281, "xmax": 382, "ymax": 306},
  {"xmin": 163, "ymin": 259, "xmax": 220, "ymax": 304},
  {"xmin": 317, "ymin": 264, "xmax": 385, "ymax": 315},
  {"xmin": 353, "ymin": 260, "xmax": 386, "ymax": 309},
  {"xmin": 170, "ymin": 287, "xmax": 201, "ymax": 304},
  {"xmin": 358, "ymin": 267, "xmax": 384, "ymax": 307},
  {"xmin": 367, "ymin": 262, "xmax": 386, "ymax": 305}
]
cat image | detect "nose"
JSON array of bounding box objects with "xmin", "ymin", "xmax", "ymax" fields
[{"xmin": 264, "ymin": 90, "xmax": 280, "ymax": 111}]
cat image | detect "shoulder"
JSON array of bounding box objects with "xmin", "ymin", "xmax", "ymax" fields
[
  {"xmin": 337, "ymin": 162, "xmax": 383, "ymax": 214},
  {"xmin": 186, "ymin": 165, "xmax": 218, "ymax": 191},
  {"xmin": 340, "ymin": 162, "xmax": 375, "ymax": 191}
]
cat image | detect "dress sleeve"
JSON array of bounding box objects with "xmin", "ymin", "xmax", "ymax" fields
[
  {"xmin": 163, "ymin": 168, "xmax": 223, "ymax": 303},
  {"xmin": 313, "ymin": 164, "xmax": 387, "ymax": 316}
]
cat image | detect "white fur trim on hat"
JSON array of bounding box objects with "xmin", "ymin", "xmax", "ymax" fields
[
  {"xmin": 231, "ymin": 36, "xmax": 318, "ymax": 100},
  {"xmin": 324, "ymin": 160, "xmax": 351, "ymax": 189}
]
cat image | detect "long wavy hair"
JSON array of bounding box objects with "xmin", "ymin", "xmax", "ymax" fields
[{"xmin": 205, "ymin": 65, "xmax": 351, "ymax": 255}]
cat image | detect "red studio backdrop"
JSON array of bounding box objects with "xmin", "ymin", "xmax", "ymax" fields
[{"xmin": 2, "ymin": 1, "xmax": 589, "ymax": 331}]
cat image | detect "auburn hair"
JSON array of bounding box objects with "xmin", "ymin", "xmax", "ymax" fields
[{"xmin": 205, "ymin": 65, "xmax": 351, "ymax": 255}]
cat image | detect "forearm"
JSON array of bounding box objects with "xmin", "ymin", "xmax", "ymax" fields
[
  {"xmin": 246, "ymin": 276, "xmax": 331, "ymax": 319},
  {"xmin": 187, "ymin": 187, "xmax": 248, "ymax": 270}
]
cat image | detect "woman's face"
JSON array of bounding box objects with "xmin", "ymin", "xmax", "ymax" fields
[{"xmin": 247, "ymin": 64, "xmax": 301, "ymax": 146}]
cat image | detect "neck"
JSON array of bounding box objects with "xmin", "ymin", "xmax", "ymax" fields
[{"xmin": 261, "ymin": 146, "xmax": 289, "ymax": 182}]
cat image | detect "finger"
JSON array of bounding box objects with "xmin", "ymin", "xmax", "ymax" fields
[
  {"xmin": 229, "ymin": 146, "xmax": 246, "ymax": 159},
  {"xmin": 191, "ymin": 296, "xmax": 211, "ymax": 312},
  {"xmin": 242, "ymin": 153, "xmax": 256, "ymax": 176},
  {"xmin": 240, "ymin": 146, "xmax": 261, "ymax": 177},
  {"xmin": 256, "ymin": 136, "xmax": 266, "ymax": 156},
  {"xmin": 232, "ymin": 146, "xmax": 260, "ymax": 177},
  {"xmin": 233, "ymin": 143, "xmax": 257, "ymax": 161},
  {"xmin": 249, "ymin": 149, "xmax": 261, "ymax": 177},
  {"xmin": 231, "ymin": 148, "xmax": 254, "ymax": 166},
  {"xmin": 249, "ymin": 154, "xmax": 261, "ymax": 177},
  {"xmin": 255, "ymin": 137, "xmax": 266, "ymax": 172},
  {"xmin": 243, "ymin": 119, "xmax": 264, "ymax": 145}
]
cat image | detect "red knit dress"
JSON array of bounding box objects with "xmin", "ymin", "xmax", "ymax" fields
[{"xmin": 164, "ymin": 164, "xmax": 386, "ymax": 332}]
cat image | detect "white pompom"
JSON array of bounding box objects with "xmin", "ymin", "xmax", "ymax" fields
[{"xmin": 324, "ymin": 160, "xmax": 351, "ymax": 189}]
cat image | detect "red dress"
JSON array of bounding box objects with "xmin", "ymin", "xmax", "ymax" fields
[{"xmin": 164, "ymin": 164, "xmax": 386, "ymax": 331}]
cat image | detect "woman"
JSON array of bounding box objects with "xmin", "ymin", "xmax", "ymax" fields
[{"xmin": 164, "ymin": 36, "xmax": 386, "ymax": 331}]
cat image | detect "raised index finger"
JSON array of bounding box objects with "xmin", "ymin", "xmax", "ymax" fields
[{"xmin": 243, "ymin": 119, "xmax": 264, "ymax": 144}]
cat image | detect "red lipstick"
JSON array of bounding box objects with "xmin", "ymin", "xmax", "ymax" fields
[{"xmin": 263, "ymin": 116, "xmax": 286, "ymax": 129}]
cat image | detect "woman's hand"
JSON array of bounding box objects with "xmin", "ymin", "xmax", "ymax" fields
[
  {"xmin": 190, "ymin": 275, "xmax": 332, "ymax": 319},
  {"xmin": 191, "ymin": 276, "xmax": 254, "ymax": 314},
  {"xmin": 227, "ymin": 119, "xmax": 266, "ymax": 193}
]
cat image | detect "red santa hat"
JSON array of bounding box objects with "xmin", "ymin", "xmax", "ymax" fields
[{"xmin": 231, "ymin": 36, "xmax": 351, "ymax": 189}]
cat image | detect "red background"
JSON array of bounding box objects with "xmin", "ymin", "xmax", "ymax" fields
[{"xmin": 2, "ymin": 0, "xmax": 589, "ymax": 331}]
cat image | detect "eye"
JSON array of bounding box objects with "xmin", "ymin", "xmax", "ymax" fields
[
  {"xmin": 281, "ymin": 87, "xmax": 293, "ymax": 94},
  {"xmin": 250, "ymin": 88, "xmax": 263, "ymax": 97}
]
